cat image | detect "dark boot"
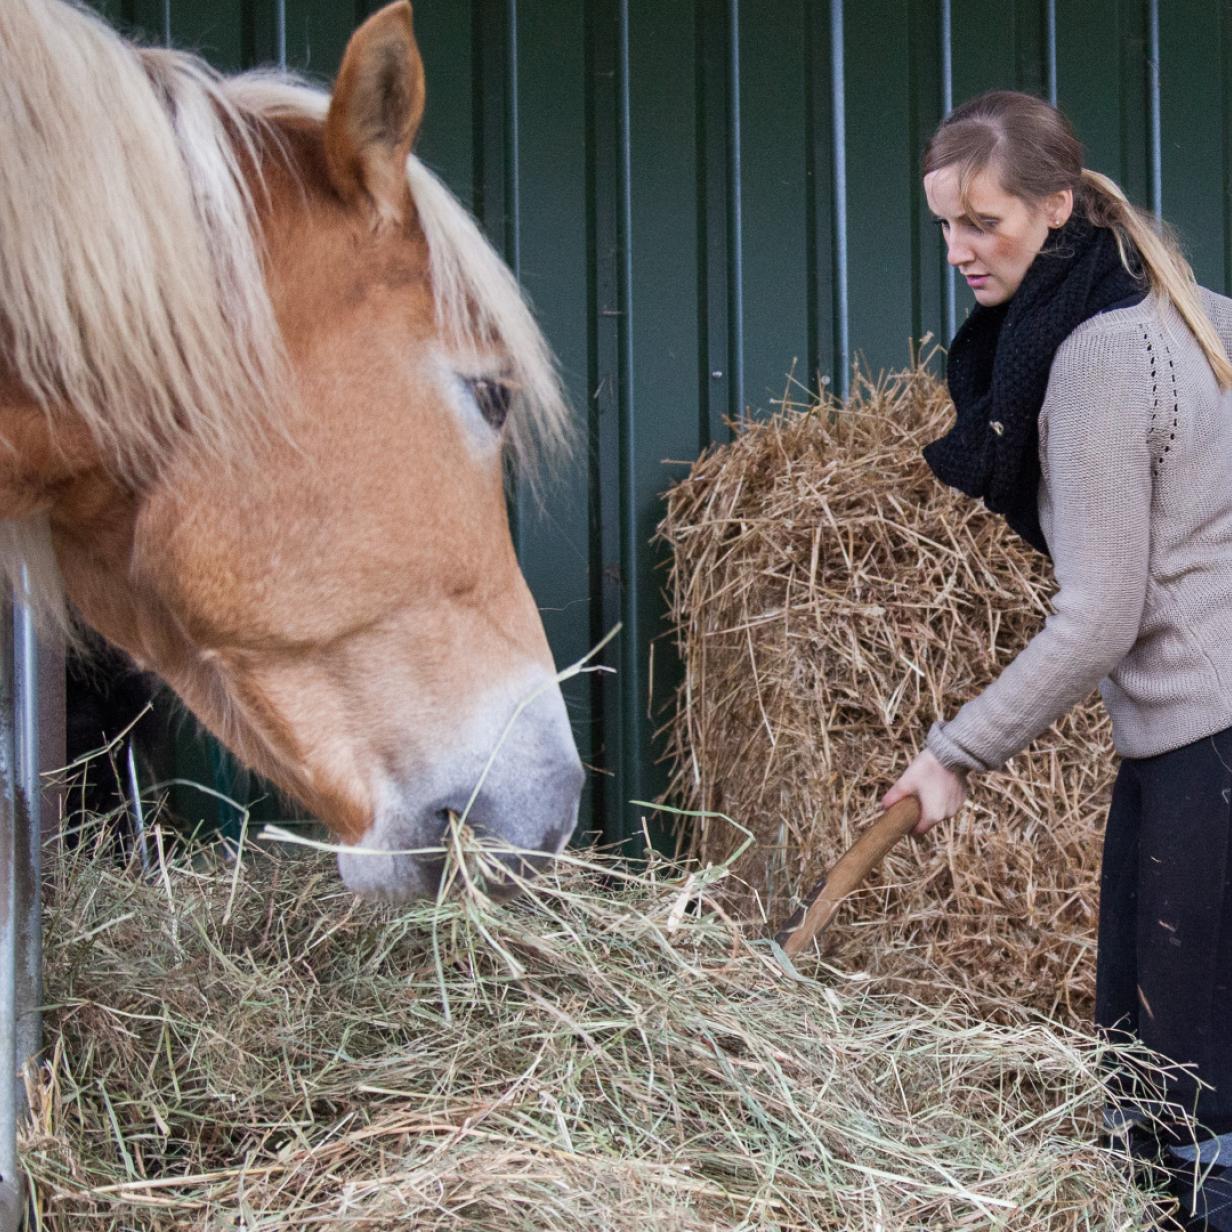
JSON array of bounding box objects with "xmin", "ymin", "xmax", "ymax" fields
[{"xmin": 1166, "ymin": 1135, "xmax": 1232, "ymax": 1231}]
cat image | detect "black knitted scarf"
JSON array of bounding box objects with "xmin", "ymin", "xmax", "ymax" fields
[{"xmin": 923, "ymin": 215, "xmax": 1145, "ymax": 555}]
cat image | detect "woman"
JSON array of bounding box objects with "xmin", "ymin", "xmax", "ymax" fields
[{"xmin": 881, "ymin": 90, "xmax": 1232, "ymax": 1229}]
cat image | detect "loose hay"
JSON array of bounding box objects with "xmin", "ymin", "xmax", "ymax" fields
[
  {"xmin": 21, "ymin": 824, "xmax": 1172, "ymax": 1230},
  {"xmin": 658, "ymin": 361, "xmax": 1115, "ymax": 1023}
]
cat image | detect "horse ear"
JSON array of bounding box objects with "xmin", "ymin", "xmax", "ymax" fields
[{"xmin": 324, "ymin": 1, "xmax": 425, "ymax": 227}]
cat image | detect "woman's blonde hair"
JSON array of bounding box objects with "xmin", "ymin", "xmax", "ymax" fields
[{"xmin": 924, "ymin": 90, "xmax": 1232, "ymax": 389}]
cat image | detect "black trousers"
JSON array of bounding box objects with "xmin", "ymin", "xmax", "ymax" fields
[{"xmin": 1097, "ymin": 723, "xmax": 1232, "ymax": 1136}]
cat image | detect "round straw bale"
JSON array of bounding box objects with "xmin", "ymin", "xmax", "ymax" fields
[{"xmin": 658, "ymin": 361, "xmax": 1114, "ymax": 1024}]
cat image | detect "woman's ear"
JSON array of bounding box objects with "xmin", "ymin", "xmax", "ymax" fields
[{"xmin": 1045, "ymin": 187, "xmax": 1075, "ymax": 230}]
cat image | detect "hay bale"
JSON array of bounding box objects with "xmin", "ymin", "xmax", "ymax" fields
[
  {"xmin": 23, "ymin": 825, "xmax": 1167, "ymax": 1230},
  {"xmin": 658, "ymin": 362, "xmax": 1115, "ymax": 1023}
]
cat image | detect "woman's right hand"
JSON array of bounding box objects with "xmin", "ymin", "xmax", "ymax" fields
[{"xmin": 882, "ymin": 747, "xmax": 969, "ymax": 835}]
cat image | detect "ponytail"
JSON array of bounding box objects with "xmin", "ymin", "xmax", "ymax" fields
[{"xmin": 1080, "ymin": 169, "xmax": 1232, "ymax": 390}]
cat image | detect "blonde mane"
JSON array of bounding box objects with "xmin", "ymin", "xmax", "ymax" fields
[
  {"xmin": 0, "ymin": 1, "xmax": 569, "ymax": 629},
  {"xmin": 0, "ymin": 1, "xmax": 284, "ymax": 482}
]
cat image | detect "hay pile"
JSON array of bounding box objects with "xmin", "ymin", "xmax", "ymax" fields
[
  {"xmin": 22, "ymin": 825, "xmax": 1169, "ymax": 1230},
  {"xmin": 658, "ymin": 362, "xmax": 1115, "ymax": 1024}
]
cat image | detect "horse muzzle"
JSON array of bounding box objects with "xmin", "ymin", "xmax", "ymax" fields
[{"xmin": 335, "ymin": 672, "xmax": 583, "ymax": 901}]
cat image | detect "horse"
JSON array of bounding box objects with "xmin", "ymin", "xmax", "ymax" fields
[{"xmin": 0, "ymin": 0, "xmax": 584, "ymax": 899}]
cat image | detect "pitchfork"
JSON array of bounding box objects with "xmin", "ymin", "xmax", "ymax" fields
[{"xmin": 774, "ymin": 795, "xmax": 922, "ymax": 959}]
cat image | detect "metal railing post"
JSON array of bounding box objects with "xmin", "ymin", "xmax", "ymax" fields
[
  {"xmin": 0, "ymin": 595, "xmax": 22, "ymax": 1229},
  {"xmin": 13, "ymin": 591, "xmax": 41, "ymax": 1081},
  {"xmin": 0, "ymin": 575, "xmax": 54, "ymax": 1232}
]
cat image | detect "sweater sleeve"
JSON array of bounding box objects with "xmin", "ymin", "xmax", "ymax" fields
[{"xmin": 925, "ymin": 326, "xmax": 1153, "ymax": 773}]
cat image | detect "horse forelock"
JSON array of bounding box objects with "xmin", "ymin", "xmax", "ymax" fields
[{"xmin": 0, "ymin": 1, "xmax": 286, "ymax": 488}]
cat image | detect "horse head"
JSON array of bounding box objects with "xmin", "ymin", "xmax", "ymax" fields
[{"xmin": 0, "ymin": 0, "xmax": 584, "ymax": 898}]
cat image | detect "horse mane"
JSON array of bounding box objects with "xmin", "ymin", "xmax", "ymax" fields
[{"xmin": 0, "ymin": 1, "xmax": 568, "ymax": 631}]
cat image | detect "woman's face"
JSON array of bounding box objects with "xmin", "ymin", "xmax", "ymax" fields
[{"xmin": 923, "ymin": 165, "xmax": 1073, "ymax": 306}]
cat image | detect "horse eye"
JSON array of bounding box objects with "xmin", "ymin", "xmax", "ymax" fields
[{"xmin": 466, "ymin": 378, "xmax": 512, "ymax": 431}]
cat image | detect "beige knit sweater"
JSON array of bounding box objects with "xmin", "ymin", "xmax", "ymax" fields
[{"xmin": 926, "ymin": 287, "xmax": 1232, "ymax": 773}]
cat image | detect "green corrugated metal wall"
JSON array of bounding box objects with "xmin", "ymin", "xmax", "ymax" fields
[{"xmin": 83, "ymin": 0, "xmax": 1232, "ymax": 849}]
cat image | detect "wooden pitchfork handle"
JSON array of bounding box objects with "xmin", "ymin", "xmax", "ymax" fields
[{"xmin": 774, "ymin": 795, "xmax": 922, "ymax": 959}]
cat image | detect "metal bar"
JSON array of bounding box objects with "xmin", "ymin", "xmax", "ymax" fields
[
  {"xmin": 127, "ymin": 742, "xmax": 152, "ymax": 879},
  {"xmin": 0, "ymin": 597, "xmax": 21, "ymax": 1230},
  {"xmin": 275, "ymin": 0, "xmax": 287, "ymax": 71},
  {"xmin": 802, "ymin": 0, "xmax": 823, "ymax": 390},
  {"xmin": 506, "ymin": 0, "xmax": 521, "ymax": 278},
  {"xmin": 587, "ymin": 0, "xmax": 626, "ymax": 846},
  {"xmin": 12, "ymin": 587, "xmax": 40, "ymax": 1082},
  {"xmin": 940, "ymin": 0, "xmax": 956, "ymax": 341},
  {"xmin": 726, "ymin": 0, "xmax": 745, "ymax": 420},
  {"xmin": 0, "ymin": 572, "xmax": 53, "ymax": 1232},
  {"xmin": 1224, "ymin": 1, "xmax": 1232, "ymax": 294},
  {"xmin": 939, "ymin": 0, "xmax": 952, "ymax": 112},
  {"xmin": 697, "ymin": 0, "xmax": 732, "ymax": 445},
  {"xmin": 616, "ymin": 0, "xmax": 640, "ymax": 851},
  {"xmin": 1045, "ymin": 0, "xmax": 1057, "ymax": 104},
  {"xmin": 1148, "ymin": 0, "xmax": 1162, "ymax": 218},
  {"xmin": 830, "ymin": 0, "xmax": 849, "ymax": 397}
]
